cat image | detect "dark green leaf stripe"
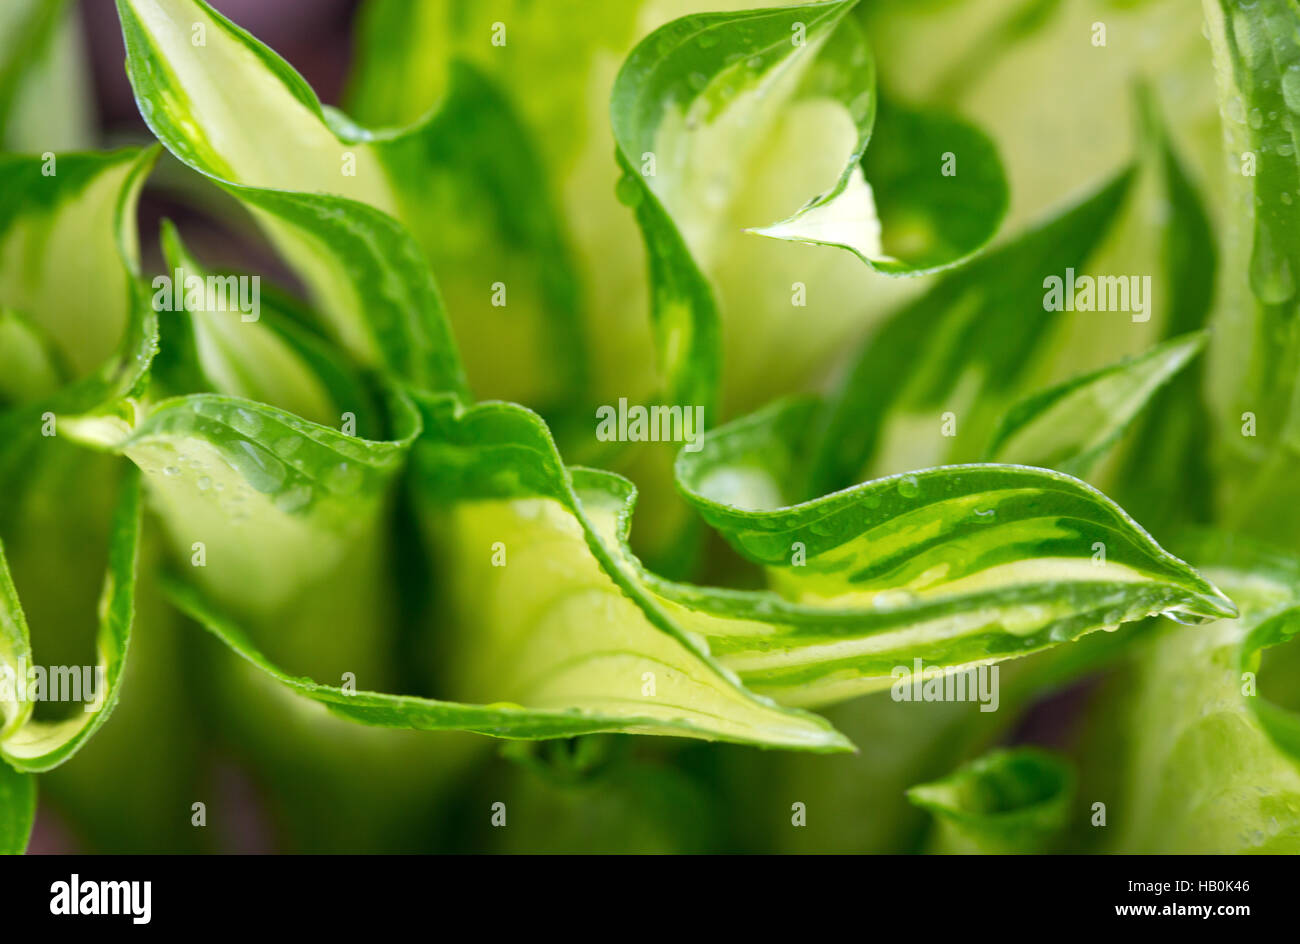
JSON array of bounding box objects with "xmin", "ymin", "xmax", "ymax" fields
[
  {"xmin": 612, "ymin": 151, "xmax": 722, "ymax": 418},
  {"xmin": 0, "ymin": 759, "xmax": 34, "ymax": 854}
]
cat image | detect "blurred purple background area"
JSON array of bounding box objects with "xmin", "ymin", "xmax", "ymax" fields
[{"xmin": 82, "ymin": 0, "xmax": 362, "ymax": 137}]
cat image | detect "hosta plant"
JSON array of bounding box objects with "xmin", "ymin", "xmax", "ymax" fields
[{"xmin": 0, "ymin": 0, "xmax": 1298, "ymax": 854}]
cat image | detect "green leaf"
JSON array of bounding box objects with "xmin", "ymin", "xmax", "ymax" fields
[
  {"xmin": 1109, "ymin": 532, "xmax": 1300, "ymax": 852},
  {"xmin": 907, "ymin": 747, "xmax": 1074, "ymax": 854},
  {"xmin": 83, "ymin": 392, "xmax": 421, "ymax": 621},
  {"xmin": 405, "ymin": 394, "xmax": 851, "ymax": 750},
  {"xmin": 609, "ymin": 0, "xmax": 852, "ymax": 417},
  {"xmin": 986, "ymin": 331, "xmax": 1206, "ymax": 476},
  {"xmin": 0, "ymin": 467, "xmax": 141, "ymax": 773},
  {"xmin": 667, "ymin": 396, "xmax": 1234, "ymax": 707},
  {"xmin": 608, "ymin": 1, "xmax": 1007, "ymax": 416},
  {"xmin": 0, "ymin": 760, "xmax": 35, "ymax": 854},
  {"xmin": 810, "ymin": 166, "xmax": 1134, "ymax": 494},
  {"xmin": 166, "ymin": 578, "xmax": 688, "ymax": 741},
  {"xmin": 752, "ymin": 69, "xmax": 1008, "ymax": 274},
  {"xmin": 116, "ymin": 0, "xmax": 468, "ymax": 396},
  {"xmin": 0, "ymin": 148, "xmax": 157, "ymax": 401},
  {"xmin": 164, "ymin": 393, "xmax": 852, "ymax": 753},
  {"xmin": 115, "ymin": 0, "xmax": 392, "ymax": 196}
]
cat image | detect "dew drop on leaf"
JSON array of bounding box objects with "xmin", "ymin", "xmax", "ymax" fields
[
  {"xmin": 615, "ymin": 174, "xmax": 642, "ymax": 207},
  {"xmin": 1249, "ymin": 220, "xmax": 1297, "ymax": 303},
  {"xmin": 325, "ymin": 461, "xmax": 363, "ymax": 495},
  {"xmin": 224, "ymin": 440, "xmax": 286, "ymax": 494},
  {"xmin": 1282, "ymin": 63, "xmax": 1300, "ymax": 112},
  {"xmin": 230, "ymin": 408, "xmax": 264, "ymax": 437}
]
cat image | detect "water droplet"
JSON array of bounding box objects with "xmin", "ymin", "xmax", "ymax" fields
[
  {"xmin": 223, "ymin": 440, "xmax": 286, "ymax": 494},
  {"xmin": 271, "ymin": 435, "xmax": 304, "ymax": 459},
  {"xmin": 196, "ymin": 476, "xmax": 212, "ymax": 491},
  {"xmin": 1250, "ymin": 220, "xmax": 1297, "ymax": 303},
  {"xmin": 897, "ymin": 475, "xmax": 920, "ymax": 499},
  {"xmin": 274, "ymin": 485, "xmax": 313, "ymax": 514},
  {"xmin": 615, "ymin": 174, "xmax": 643, "ymax": 207},
  {"xmin": 230, "ymin": 408, "xmax": 264, "ymax": 437},
  {"xmin": 1248, "ymin": 106, "xmax": 1264, "ymax": 129},
  {"xmin": 1283, "ymin": 63, "xmax": 1300, "ymax": 112},
  {"xmin": 872, "ymin": 588, "xmax": 915, "ymax": 609},
  {"xmin": 163, "ymin": 466, "xmax": 180, "ymax": 477},
  {"xmin": 704, "ymin": 178, "xmax": 727, "ymax": 208},
  {"xmin": 325, "ymin": 461, "xmax": 363, "ymax": 495}
]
